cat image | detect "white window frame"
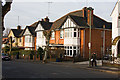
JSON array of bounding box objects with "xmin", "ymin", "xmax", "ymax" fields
[
  {"xmin": 51, "ymin": 31, "xmax": 55, "ymax": 39},
  {"xmin": 60, "ymin": 30, "xmax": 64, "ymax": 39},
  {"xmin": 74, "ymin": 28, "xmax": 77, "ymax": 38},
  {"xmin": 29, "ymin": 36, "xmax": 31, "ymax": 42},
  {"xmin": 25, "ymin": 36, "xmax": 28, "ymax": 43}
]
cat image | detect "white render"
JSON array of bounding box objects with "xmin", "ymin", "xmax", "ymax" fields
[
  {"xmin": 35, "ymin": 23, "xmax": 46, "ymax": 50},
  {"xmin": 63, "ymin": 18, "xmax": 80, "ymax": 46},
  {"xmin": 23, "ymin": 28, "xmax": 35, "ymax": 50},
  {"xmin": 36, "ymin": 32, "xmax": 46, "ymax": 50},
  {"xmin": 111, "ymin": 0, "xmax": 120, "ymax": 57},
  {"xmin": 62, "ymin": 18, "xmax": 81, "ymax": 57}
]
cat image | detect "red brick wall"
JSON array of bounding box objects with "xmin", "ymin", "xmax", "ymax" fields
[
  {"xmin": 35, "ymin": 37, "xmax": 36, "ymax": 50},
  {"xmin": 50, "ymin": 31, "xmax": 64, "ymax": 45},
  {"xmin": 81, "ymin": 28, "xmax": 112, "ymax": 59},
  {"xmin": 80, "ymin": 29, "xmax": 84, "ymax": 57}
]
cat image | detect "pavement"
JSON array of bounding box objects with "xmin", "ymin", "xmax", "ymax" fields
[{"xmin": 13, "ymin": 59, "xmax": 120, "ymax": 74}]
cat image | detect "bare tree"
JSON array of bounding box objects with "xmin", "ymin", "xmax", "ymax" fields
[
  {"xmin": 3, "ymin": 27, "xmax": 10, "ymax": 36},
  {"xmin": 43, "ymin": 30, "xmax": 51, "ymax": 63},
  {"xmin": 2, "ymin": 0, "xmax": 12, "ymax": 31}
]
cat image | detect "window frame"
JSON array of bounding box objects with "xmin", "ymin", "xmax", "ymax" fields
[
  {"xmin": 51, "ymin": 31, "xmax": 55, "ymax": 40},
  {"xmin": 60, "ymin": 30, "xmax": 64, "ymax": 39}
]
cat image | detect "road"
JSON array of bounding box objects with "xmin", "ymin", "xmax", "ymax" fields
[{"xmin": 2, "ymin": 61, "xmax": 119, "ymax": 79}]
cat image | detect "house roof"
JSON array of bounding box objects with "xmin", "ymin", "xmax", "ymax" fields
[
  {"xmin": 93, "ymin": 15, "xmax": 112, "ymax": 29},
  {"xmin": 51, "ymin": 10, "xmax": 83, "ymax": 30},
  {"xmin": 29, "ymin": 21, "xmax": 40, "ymax": 27},
  {"xmin": 11, "ymin": 29, "xmax": 23, "ymax": 37},
  {"xmin": 51, "ymin": 7, "xmax": 112, "ymax": 30},
  {"xmin": 39, "ymin": 21, "xmax": 53, "ymax": 30},
  {"xmin": 21, "ymin": 20, "xmax": 53, "ymax": 36},
  {"xmin": 27, "ymin": 26, "xmax": 36, "ymax": 36},
  {"xmin": 69, "ymin": 15, "xmax": 89, "ymax": 28}
]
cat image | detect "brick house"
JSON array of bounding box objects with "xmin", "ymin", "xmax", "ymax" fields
[
  {"xmin": 49, "ymin": 7, "xmax": 112, "ymax": 59},
  {"xmin": 20, "ymin": 21, "xmax": 39, "ymax": 50}
]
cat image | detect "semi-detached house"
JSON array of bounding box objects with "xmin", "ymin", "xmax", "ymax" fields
[
  {"xmin": 8, "ymin": 25, "xmax": 23, "ymax": 48},
  {"xmin": 20, "ymin": 21, "xmax": 39, "ymax": 50},
  {"xmin": 48, "ymin": 7, "xmax": 112, "ymax": 59},
  {"xmin": 35, "ymin": 17, "xmax": 53, "ymax": 50}
]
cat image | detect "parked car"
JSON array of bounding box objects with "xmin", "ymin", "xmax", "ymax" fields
[
  {"xmin": 1, "ymin": 53, "xmax": 10, "ymax": 61},
  {"xmin": 103, "ymin": 54, "xmax": 112, "ymax": 60}
]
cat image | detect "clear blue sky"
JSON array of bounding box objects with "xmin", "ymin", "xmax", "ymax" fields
[{"xmin": 4, "ymin": 0, "xmax": 117, "ymax": 30}]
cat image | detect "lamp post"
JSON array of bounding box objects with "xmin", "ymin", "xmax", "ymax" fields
[
  {"xmin": 88, "ymin": 7, "xmax": 94, "ymax": 67},
  {"xmin": 102, "ymin": 25, "xmax": 105, "ymax": 66}
]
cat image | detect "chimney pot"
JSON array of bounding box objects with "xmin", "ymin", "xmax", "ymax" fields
[
  {"xmin": 17, "ymin": 25, "xmax": 21, "ymax": 30},
  {"xmin": 44, "ymin": 16, "xmax": 49, "ymax": 22}
]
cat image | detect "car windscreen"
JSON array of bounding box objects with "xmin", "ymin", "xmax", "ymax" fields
[{"xmin": 2, "ymin": 53, "xmax": 8, "ymax": 56}]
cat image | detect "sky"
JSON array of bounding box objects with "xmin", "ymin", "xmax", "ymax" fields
[{"xmin": 4, "ymin": 0, "xmax": 118, "ymax": 30}]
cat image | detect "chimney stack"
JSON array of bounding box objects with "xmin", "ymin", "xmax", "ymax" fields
[
  {"xmin": 41, "ymin": 18, "xmax": 44, "ymax": 21},
  {"xmin": 84, "ymin": 7, "xmax": 94, "ymax": 26},
  {"xmin": 17, "ymin": 25, "xmax": 21, "ymax": 30},
  {"xmin": 87, "ymin": 7, "xmax": 94, "ymax": 26},
  {"xmin": 44, "ymin": 16, "xmax": 49, "ymax": 22}
]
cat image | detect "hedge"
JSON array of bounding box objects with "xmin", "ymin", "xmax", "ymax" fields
[
  {"xmin": 10, "ymin": 51, "xmax": 19, "ymax": 55},
  {"xmin": 19, "ymin": 50, "xmax": 36, "ymax": 56},
  {"xmin": 118, "ymin": 54, "xmax": 120, "ymax": 58}
]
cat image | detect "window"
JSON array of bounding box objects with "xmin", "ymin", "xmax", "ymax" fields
[
  {"xmin": 29, "ymin": 36, "xmax": 31, "ymax": 42},
  {"xmin": 74, "ymin": 32, "xmax": 76, "ymax": 37},
  {"xmin": 74, "ymin": 46, "xmax": 76, "ymax": 49},
  {"xmin": 68, "ymin": 19, "xmax": 69, "ymax": 27},
  {"xmin": 64, "ymin": 28, "xmax": 73, "ymax": 38},
  {"xmin": 60, "ymin": 30, "xmax": 64, "ymax": 39},
  {"xmin": 78, "ymin": 29, "xmax": 80, "ymax": 38},
  {"xmin": 70, "ymin": 50, "xmax": 72, "ymax": 55},
  {"xmin": 67, "ymin": 50, "xmax": 69, "ymax": 55},
  {"xmin": 73, "ymin": 46, "xmax": 76, "ymax": 56},
  {"xmin": 19, "ymin": 38, "xmax": 21, "ymax": 42},
  {"xmin": 74, "ymin": 50, "xmax": 76, "ymax": 55},
  {"xmin": 25, "ymin": 36, "xmax": 28, "ymax": 42},
  {"xmin": 51, "ymin": 31, "xmax": 55, "ymax": 39},
  {"xmin": 74, "ymin": 29, "xmax": 77, "ymax": 37},
  {"xmin": 25, "ymin": 36, "xmax": 32, "ymax": 43},
  {"xmin": 118, "ymin": 19, "xmax": 120, "ymax": 28}
]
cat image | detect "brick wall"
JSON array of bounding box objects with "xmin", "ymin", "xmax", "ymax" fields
[
  {"xmin": 50, "ymin": 31, "xmax": 64, "ymax": 45},
  {"xmin": 82, "ymin": 28, "xmax": 112, "ymax": 59}
]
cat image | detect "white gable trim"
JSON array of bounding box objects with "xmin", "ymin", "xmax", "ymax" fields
[
  {"xmin": 23, "ymin": 28, "xmax": 31, "ymax": 36},
  {"xmin": 62, "ymin": 17, "xmax": 77, "ymax": 29},
  {"xmin": 35, "ymin": 23, "xmax": 44, "ymax": 32}
]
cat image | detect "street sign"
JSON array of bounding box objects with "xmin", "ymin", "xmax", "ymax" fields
[{"xmin": 88, "ymin": 42, "xmax": 91, "ymax": 49}]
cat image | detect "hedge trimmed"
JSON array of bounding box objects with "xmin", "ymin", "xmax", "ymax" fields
[
  {"xmin": 10, "ymin": 51, "xmax": 19, "ymax": 55},
  {"xmin": 19, "ymin": 50, "xmax": 36, "ymax": 55}
]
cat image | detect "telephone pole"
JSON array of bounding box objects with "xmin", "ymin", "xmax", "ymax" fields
[{"xmin": 88, "ymin": 7, "xmax": 94, "ymax": 67}]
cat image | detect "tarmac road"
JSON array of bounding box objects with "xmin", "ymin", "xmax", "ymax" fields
[{"xmin": 2, "ymin": 60, "xmax": 119, "ymax": 79}]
